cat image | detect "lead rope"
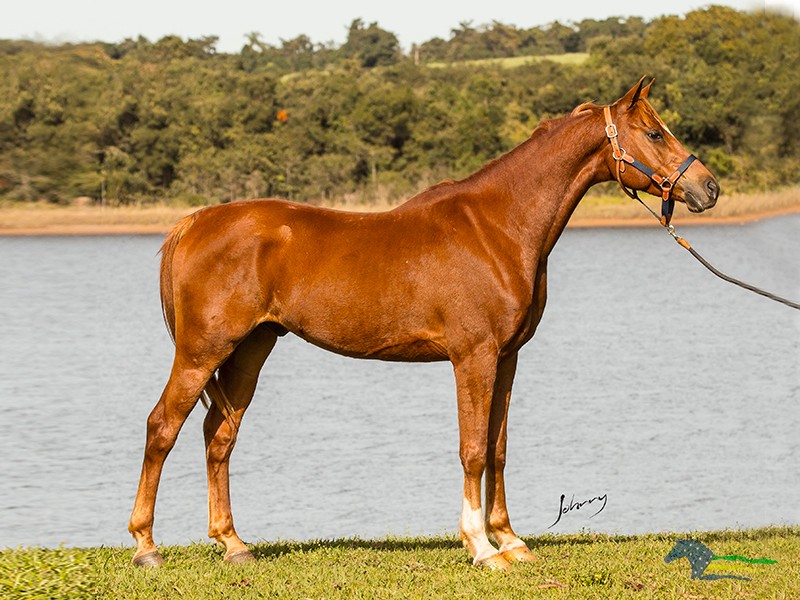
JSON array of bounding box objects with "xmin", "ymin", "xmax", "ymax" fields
[
  {"xmin": 604, "ymin": 104, "xmax": 800, "ymax": 311},
  {"xmin": 634, "ymin": 197, "xmax": 800, "ymax": 310}
]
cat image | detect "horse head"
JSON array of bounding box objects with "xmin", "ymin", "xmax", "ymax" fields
[
  {"xmin": 664, "ymin": 539, "xmax": 693, "ymax": 563},
  {"xmin": 603, "ymin": 77, "xmax": 719, "ymax": 223},
  {"xmin": 664, "ymin": 539, "xmax": 716, "ymax": 580}
]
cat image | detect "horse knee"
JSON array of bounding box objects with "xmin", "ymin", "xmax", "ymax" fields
[
  {"xmin": 491, "ymin": 450, "xmax": 506, "ymax": 472},
  {"xmin": 460, "ymin": 443, "xmax": 487, "ymax": 477}
]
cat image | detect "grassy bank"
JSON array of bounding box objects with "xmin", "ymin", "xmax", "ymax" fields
[
  {"xmin": 0, "ymin": 188, "xmax": 799, "ymax": 236},
  {"xmin": 2, "ymin": 527, "xmax": 797, "ymax": 599},
  {"xmin": 425, "ymin": 52, "xmax": 591, "ymax": 69}
]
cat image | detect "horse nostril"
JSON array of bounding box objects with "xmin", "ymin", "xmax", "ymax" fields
[{"xmin": 706, "ymin": 178, "xmax": 719, "ymax": 200}]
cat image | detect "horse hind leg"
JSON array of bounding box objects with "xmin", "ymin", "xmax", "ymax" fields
[
  {"xmin": 128, "ymin": 353, "xmax": 220, "ymax": 567},
  {"xmin": 204, "ymin": 324, "xmax": 277, "ymax": 563}
]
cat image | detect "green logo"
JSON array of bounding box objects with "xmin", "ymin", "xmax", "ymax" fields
[{"xmin": 664, "ymin": 540, "xmax": 776, "ymax": 581}]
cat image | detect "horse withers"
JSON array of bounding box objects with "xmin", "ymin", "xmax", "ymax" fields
[{"xmin": 129, "ymin": 78, "xmax": 719, "ymax": 570}]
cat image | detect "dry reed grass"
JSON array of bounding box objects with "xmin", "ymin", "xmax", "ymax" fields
[{"xmin": 1, "ymin": 188, "xmax": 797, "ymax": 235}]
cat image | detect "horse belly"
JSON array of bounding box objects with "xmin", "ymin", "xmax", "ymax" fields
[
  {"xmin": 293, "ymin": 327, "xmax": 449, "ymax": 362},
  {"xmin": 275, "ymin": 290, "xmax": 449, "ymax": 362},
  {"xmin": 270, "ymin": 266, "xmax": 449, "ymax": 362}
]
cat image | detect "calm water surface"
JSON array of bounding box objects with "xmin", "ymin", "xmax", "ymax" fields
[{"xmin": 1, "ymin": 215, "xmax": 798, "ymax": 549}]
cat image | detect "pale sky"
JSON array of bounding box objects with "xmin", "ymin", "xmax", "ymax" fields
[{"xmin": 1, "ymin": 0, "xmax": 796, "ymax": 53}]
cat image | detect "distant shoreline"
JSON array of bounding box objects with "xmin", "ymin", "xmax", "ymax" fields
[
  {"xmin": 1, "ymin": 190, "xmax": 798, "ymax": 236},
  {"xmin": 567, "ymin": 203, "xmax": 800, "ymax": 229},
  {"xmin": 0, "ymin": 223, "xmax": 174, "ymax": 236}
]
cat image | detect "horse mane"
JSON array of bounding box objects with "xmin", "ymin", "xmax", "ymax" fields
[
  {"xmin": 571, "ymin": 101, "xmax": 599, "ymax": 116},
  {"xmin": 527, "ymin": 101, "xmax": 600, "ymax": 140},
  {"xmin": 477, "ymin": 101, "xmax": 602, "ymax": 176},
  {"xmin": 400, "ymin": 101, "xmax": 603, "ymax": 207},
  {"xmin": 634, "ymin": 99, "xmax": 670, "ymax": 130}
]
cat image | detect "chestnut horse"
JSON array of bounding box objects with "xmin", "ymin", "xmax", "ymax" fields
[{"xmin": 129, "ymin": 79, "xmax": 719, "ymax": 570}]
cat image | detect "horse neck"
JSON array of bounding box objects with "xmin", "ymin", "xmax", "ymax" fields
[{"xmin": 475, "ymin": 110, "xmax": 609, "ymax": 259}]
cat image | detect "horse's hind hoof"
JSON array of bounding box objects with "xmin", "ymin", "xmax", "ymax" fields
[
  {"xmin": 132, "ymin": 550, "xmax": 165, "ymax": 568},
  {"xmin": 501, "ymin": 545, "xmax": 537, "ymax": 563},
  {"xmin": 476, "ymin": 553, "xmax": 513, "ymax": 571},
  {"xmin": 224, "ymin": 549, "xmax": 255, "ymax": 564}
]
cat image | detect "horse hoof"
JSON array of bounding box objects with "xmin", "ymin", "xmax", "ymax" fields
[
  {"xmin": 132, "ymin": 550, "xmax": 164, "ymax": 568},
  {"xmin": 225, "ymin": 549, "xmax": 255, "ymax": 564},
  {"xmin": 502, "ymin": 545, "xmax": 537, "ymax": 563},
  {"xmin": 476, "ymin": 553, "xmax": 513, "ymax": 571}
]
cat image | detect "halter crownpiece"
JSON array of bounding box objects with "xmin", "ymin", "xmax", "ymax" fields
[{"xmin": 603, "ymin": 106, "xmax": 696, "ymax": 226}]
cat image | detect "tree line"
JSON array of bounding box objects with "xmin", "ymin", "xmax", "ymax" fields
[{"xmin": 0, "ymin": 6, "xmax": 797, "ymax": 206}]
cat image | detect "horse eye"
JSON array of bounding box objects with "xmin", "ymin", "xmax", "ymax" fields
[{"xmin": 646, "ymin": 130, "xmax": 664, "ymax": 142}]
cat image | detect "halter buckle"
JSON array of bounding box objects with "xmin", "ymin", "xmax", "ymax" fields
[
  {"xmin": 605, "ymin": 123, "xmax": 618, "ymax": 139},
  {"xmin": 660, "ymin": 179, "xmax": 673, "ymax": 200}
]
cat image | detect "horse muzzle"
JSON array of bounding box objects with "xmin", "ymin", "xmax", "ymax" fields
[{"xmin": 683, "ymin": 176, "xmax": 720, "ymax": 213}]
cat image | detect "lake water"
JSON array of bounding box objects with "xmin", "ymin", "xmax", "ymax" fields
[{"xmin": 1, "ymin": 215, "xmax": 798, "ymax": 549}]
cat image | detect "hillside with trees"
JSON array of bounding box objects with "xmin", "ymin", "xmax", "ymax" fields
[{"xmin": 0, "ymin": 7, "xmax": 797, "ymax": 206}]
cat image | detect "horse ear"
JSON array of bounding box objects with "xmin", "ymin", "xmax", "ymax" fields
[
  {"xmin": 617, "ymin": 76, "xmax": 648, "ymax": 110},
  {"xmin": 641, "ymin": 77, "xmax": 656, "ymax": 100}
]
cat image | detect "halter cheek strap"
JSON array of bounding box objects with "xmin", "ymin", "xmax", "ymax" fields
[{"xmin": 603, "ymin": 106, "xmax": 696, "ymax": 226}]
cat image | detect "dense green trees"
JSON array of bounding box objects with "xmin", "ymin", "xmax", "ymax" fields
[
  {"xmin": 416, "ymin": 16, "xmax": 647, "ymax": 62},
  {"xmin": 0, "ymin": 8, "xmax": 797, "ymax": 206}
]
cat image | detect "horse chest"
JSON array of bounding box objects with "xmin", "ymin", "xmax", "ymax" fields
[{"xmin": 500, "ymin": 264, "xmax": 548, "ymax": 352}]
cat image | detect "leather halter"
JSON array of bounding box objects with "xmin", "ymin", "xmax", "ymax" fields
[{"xmin": 603, "ymin": 106, "xmax": 696, "ymax": 226}]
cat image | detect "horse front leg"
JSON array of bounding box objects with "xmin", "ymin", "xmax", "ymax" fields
[
  {"xmin": 484, "ymin": 351, "xmax": 536, "ymax": 563},
  {"xmin": 454, "ymin": 348, "xmax": 512, "ymax": 571}
]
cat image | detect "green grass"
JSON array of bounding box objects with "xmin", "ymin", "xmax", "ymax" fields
[
  {"xmin": 2, "ymin": 527, "xmax": 797, "ymax": 599},
  {"xmin": 425, "ymin": 53, "xmax": 590, "ymax": 69}
]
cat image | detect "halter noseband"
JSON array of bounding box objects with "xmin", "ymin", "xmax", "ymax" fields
[{"xmin": 603, "ymin": 105, "xmax": 696, "ymax": 226}]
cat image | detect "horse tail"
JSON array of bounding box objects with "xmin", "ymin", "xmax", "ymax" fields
[
  {"xmin": 159, "ymin": 209, "xmax": 238, "ymax": 428},
  {"xmin": 159, "ymin": 212, "xmax": 199, "ymax": 344},
  {"xmin": 203, "ymin": 376, "xmax": 238, "ymax": 433}
]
